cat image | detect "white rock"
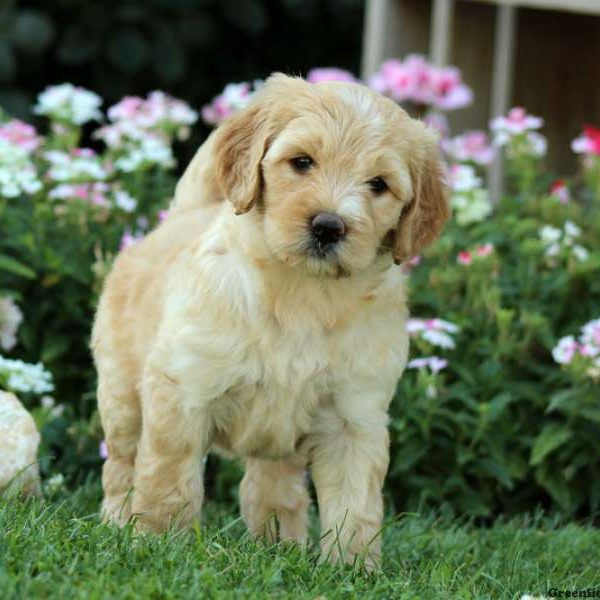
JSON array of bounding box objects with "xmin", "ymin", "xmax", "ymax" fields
[{"xmin": 0, "ymin": 390, "xmax": 41, "ymax": 495}]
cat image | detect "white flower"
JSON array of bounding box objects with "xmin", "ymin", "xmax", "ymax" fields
[
  {"xmin": 422, "ymin": 329, "xmax": 456, "ymax": 349},
  {"xmin": 572, "ymin": 245, "xmax": 589, "ymax": 262},
  {"xmin": 44, "ymin": 149, "xmax": 108, "ymax": 182},
  {"xmin": 564, "ymin": 220, "xmax": 581, "ymax": 238},
  {"xmin": 451, "ymin": 188, "xmax": 492, "ymax": 226},
  {"xmin": 539, "ymin": 225, "xmax": 561, "ymax": 245},
  {"xmin": 0, "ymin": 298, "xmax": 23, "ymax": 351},
  {"xmin": 449, "ymin": 164, "xmax": 481, "ymax": 192},
  {"xmin": 0, "ymin": 356, "xmax": 54, "ymax": 394},
  {"xmin": 0, "ymin": 138, "xmax": 43, "ymax": 198},
  {"xmin": 50, "ymin": 404, "xmax": 65, "ymax": 418},
  {"xmin": 45, "ymin": 473, "xmax": 65, "ymax": 493},
  {"xmin": 41, "ymin": 395, "xmax": 55, "ymax": 409},
  {"xmin": 581, "ymin": 319, "xmax": 600, "ymax": 348},
  {"xmin": 552, "ymin": 335, "xmax": 578, "ymax": 365},
  {"xmin": 544, "ymin": 242, "xmax": 560, "ymax": 258},
  {"xmin": 526, "ymin": 132, "xmax": 547, "ymax": 157},
  {"xmin": 407, "ymin": 318, "xmax": 460, "ymax": 349},
  {"xmin": 114, "ymin": 135, "xmax": 173, "ymax": 172},
  {"xmin": 34, "ymin": 83, "xmax": 102, "ymax": 126},
  {"xmin": 114, "ymin": 190, "xmax": 137, "ymax": 212}
]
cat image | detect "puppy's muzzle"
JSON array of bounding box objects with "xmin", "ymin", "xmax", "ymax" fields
[{"xmin": 310, "ymin": 212, "xmax": 346, "ymax": 256}]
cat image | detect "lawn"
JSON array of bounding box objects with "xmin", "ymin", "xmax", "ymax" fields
[{"xmin": 1, "ymin": 483, "xmax": 598, "ymax": 599}]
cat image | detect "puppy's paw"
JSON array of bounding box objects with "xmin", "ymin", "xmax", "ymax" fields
[{"xmin": 101, "ymin": 494, "xmax": 132, "ymax": 527}]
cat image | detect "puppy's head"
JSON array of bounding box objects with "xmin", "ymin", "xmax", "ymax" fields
[{"xmin": 213, "ymin": 74, "xmax": 449, "ymax": 277}]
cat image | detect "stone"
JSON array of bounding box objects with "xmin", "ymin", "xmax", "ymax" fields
[{"xmin": 0, "ymin": 390, "xmax": 41, "ymax": 496}]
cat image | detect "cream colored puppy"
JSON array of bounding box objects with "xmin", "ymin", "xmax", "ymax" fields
[{"xmin": 92, "ymin": 74, "xmax": 449, "ymax": 567}]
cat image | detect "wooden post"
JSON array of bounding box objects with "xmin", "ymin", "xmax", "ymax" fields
[
  {"xmin": 430, "ymin": 0, "xmax": 455, "ymax": 66},
  {"xmin": 488, "ymin": 3, "xmax": 517, "ymax": 202},
  {"xmin": 361, "ymin": 0, "xmax": 388, "ymax": 78}
]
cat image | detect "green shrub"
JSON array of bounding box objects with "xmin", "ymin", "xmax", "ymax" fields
[{"xmin": 1, "ymin": 79, "xmax": 599, "ymax": 519}]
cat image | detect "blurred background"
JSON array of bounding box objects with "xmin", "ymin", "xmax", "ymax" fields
[{"xmin": 0, "ymin": 0, "xmax": 364, "ymax": 161}]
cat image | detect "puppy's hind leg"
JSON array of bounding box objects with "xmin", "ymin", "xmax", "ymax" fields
[
  {"xmin": 240, "ymin": 456, "xmax": 310, "ymax": 544},
  {"xmin": 97, "ymin": 363, "xmax": 141, "ymax": 527}
]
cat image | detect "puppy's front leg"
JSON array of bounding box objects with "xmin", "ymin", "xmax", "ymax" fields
[
  {"xmin": 310, "ymin": 406, "xmax": 389, "ymax": 569},
  {"xmin": 131, "ymin": 366, "xmax": 211, "ymax": 533}
]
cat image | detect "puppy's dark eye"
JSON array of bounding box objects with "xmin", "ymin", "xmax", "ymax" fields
[
  {"xmin": 290, "ymin": 155, "xmax": 314, "ymax": 172},
  {"xmin": 367, "ymin": 177, "xmax": 388, "ymax": 194}
]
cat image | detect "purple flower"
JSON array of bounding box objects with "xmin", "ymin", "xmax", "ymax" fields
[
  {"xmin": 407, "ymin": 356, "xmax": 448, "ymax": 373},
  {"xmin": 99, "ymin": 440, "xmax": 108, "ymax": 459}
]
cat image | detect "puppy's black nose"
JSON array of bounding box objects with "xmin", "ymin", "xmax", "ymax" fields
[{"xmin": 310, "ymin": 213, "xmax": 346, "ymax": 247}]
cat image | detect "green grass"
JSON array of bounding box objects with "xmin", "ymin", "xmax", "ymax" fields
[{"xmin": 1, "ymin": 483, "xmax": 599, "ymax": 599}]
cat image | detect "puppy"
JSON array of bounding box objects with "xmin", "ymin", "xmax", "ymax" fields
[{"xmin": 91, "ymin": 74, "xmax": 448, "ymax": 568}]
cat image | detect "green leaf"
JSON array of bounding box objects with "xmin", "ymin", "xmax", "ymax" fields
[
  {"xmin": 0, "ymin": 254, "xmax": 36, "ymax": 279},
  {"xmin": 530, "ymin": 424, "xmax": 572, "ymax": 466}
]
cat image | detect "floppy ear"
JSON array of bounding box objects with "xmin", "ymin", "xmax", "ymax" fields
[
  {"xmin": 213, "ymin": 102, "xmax": 270, "ymax": 215},
  {"xmin": 393, "ymin": 129, "xmax": 450, "ymax": 264}
]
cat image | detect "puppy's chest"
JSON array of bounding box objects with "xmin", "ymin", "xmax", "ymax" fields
[{"xmin": 212, "ymin": 323, "xmax": 340, "ymax": 459}]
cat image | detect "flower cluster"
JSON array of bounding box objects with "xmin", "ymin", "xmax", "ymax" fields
[
  {"xmin": 201, "ymin": 82, "xmax": 258, "ymax": 126},
  {"xmin": 552, "ymin": 318, "xmax": 600, "ymax": 380},
  {"xmin": 34, "ymin": 83, "xmax": 102, "ymax": 126},
  {"xmin": 456, "ymin": 243, "xmax": 494, "ymax": 266},
  {"xmin": 369, "ymin": 55, "xmax": 473, "ymax": 110},
  {"xmin": 442, "ymin": 130, "xmax": 495, "ymax": 166},
  {"xmin": 95, "ymin": 92, "xmax": 197, "ymax": 172},
  {"xmin": 449, "ymin": 164, "xmax": 492, "ymax": 225},
  {"xmin": 0, "ymin": 298, "xmax": 23, "ymax": 351},
  {"xmin": 0, "ymin": 356, "xmax": 54, "ymax": 395},
  {"xmin": 49, "ymin": 182, "xmax": 137, "ymax": 212},
  {"xmin": 539, "ymin": 221, "xmax": 589, "ymax": 264},
  {"xmin": 490, "ymin": 107, "xmax": 547, "ymax": 158},
  {"xmin": 571, "ymin": 126, "xmax": 600, "ymax": 156},
  {"xmin": 0, "ymin": 119, "xmax": 41, "ymax": 152},
  {"xmin": 44, "ymin": 148, "xmax": 109, "ymax": 182},
  {"xmin": 407, "ymin": 318, "xmax": 460, "ymax": 350},
  {"xmin": 0, "ymin": 138, "xmax": 43, "ymax": 198}
]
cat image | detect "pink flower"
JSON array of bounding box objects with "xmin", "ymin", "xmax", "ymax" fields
[
  {"xmin": 490, "ymin": 107, "xmax": 543, "ymax": 136},
  {"xmin": 306, "ymin": 68, "xmax": 357, "ymax": 83},
  {"xmin": 431, "ymin": 67, "xmax": 473, "ymax": 110},
  {"xmin": 457, "ymin": 251, "xmax": 473, "ymax": 265},
  {"xmin": 552, "ymin": 335, "xmax": 579, "ymax": 365},
  {"xmin": 99, "ymin": 440, "xmax": 108, "ymax": 459},
  {"xmin": 368, "ymin": 55, "xmax": 472, "ymax": 111},
  {"xmin": 120, "ymin": 230, "xmax": 144, "ymax": 250},
  {"xmin": 0, "ymin": 120, "xmax": 41, "ymax": 152},
  {"xmin": 423, "ymin": 112, "xmax": 450, "ymax": 138},
  {"xmin": 475, "ymin": 243, "xmax": 494, "ymax": 257},
  {"xmin": 571, "ymin": 125, "xmax": 600, "ymax": 156},
  {"xmin": 442, "ymin": 131, "xmax": 495, "ymax": 165},
  {"xmin": 202, "ymin": 82, "xmax": 254, "ymax": 126},
  {"xmin": 405, "ymin": 255, "xmax": 422, "ymax": 268},
  {"xmin": 549, "ymin": 179, "xmax": 570, "ymax": 204},
  {"xmin": 158, "ymin": 209, "xmax": 169, "ymax": 222}
]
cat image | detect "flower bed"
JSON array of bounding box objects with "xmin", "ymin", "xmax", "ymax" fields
[{"xmin": 1, "ymin": 59, "xmax": 599, "ymax": 516}]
